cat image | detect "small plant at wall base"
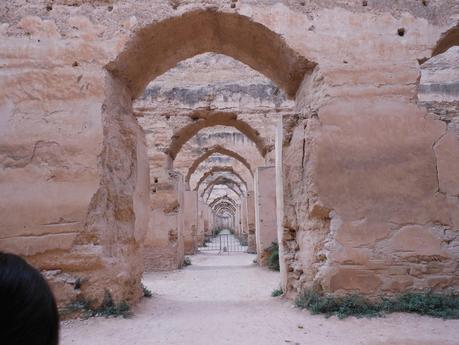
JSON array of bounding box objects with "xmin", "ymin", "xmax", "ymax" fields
[
  {"xmin": 295, "ymin": 290, "xmax": 459, "ymax": 319},
  {"xmin": 61, "ymin": 290, "xmax": 132, "ymax": 319},
  {"xmin": 272, "ymin": 287, "xmax": 283, "ymax": 297},
  {"xmin": 267, "ymin": 242, "xmax": 280, "ymax": 271},
  {"xmin": 183, "ymin": 256, "xmax": 192, "ymax": 266},
  {"xmin": 142, "ymin": 283, "xmax": 153, "ymax": 298},
  {"xmin": 95, "ymin": 290, "xmax": 132, "ymax": 318}
]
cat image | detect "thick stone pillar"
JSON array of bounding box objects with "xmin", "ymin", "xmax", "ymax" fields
[
  {"xmin": 240, "ymin": 196, "xmax": 247, "ymax": 235},
  {"xmin": 275, "ymin": 116, "xmax": 288, "ymax": 291},
  {"xmin": 197, "ymin": 200, "xmax": 205, "ymax": 243},
  {"xmin": 143, "ymin": 172, "xmax": 185, "ymax": 271},
  {"xmin": 197, "ymin": 200, "xmax": 213, "ymax": 243},
  {"xmin": 183, "ymin": 191, "xmax": 198, "ymax": 254},
  {"xmin": 235, "ymin": 206, "xmax": 241, "ymax": 234},
  {"xmin": 246, "ymin": 191, "xmax": 256, "ymax": 253},
  {"xmin": 255, "ymin": 166, "xmax": 278, "ymax": 265}
]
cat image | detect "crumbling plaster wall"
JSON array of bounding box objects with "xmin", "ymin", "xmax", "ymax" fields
[
  {"xmin": 281, "ymin": 37, "xmax": 459, "ymax": 297},
  {"xmin": 0, "ymin": 25, "xmax": 150, "ymax": 307}
]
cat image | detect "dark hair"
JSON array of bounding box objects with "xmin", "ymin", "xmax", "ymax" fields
[{"xmin": 0, "ymin": 252, "xmax": 59, "ymax": 345}]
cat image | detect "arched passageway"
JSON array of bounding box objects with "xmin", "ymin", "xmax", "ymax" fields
[
  {"xmin": 4, "ymin": 2, "xmax": 459, "ymax": 343},
  {"xmin": 92, "ymin": 9, "xmax": 313, "ymax": 294},
  {"xmin": 166, "ymin": 111, "xmax": 270, "ymax": 159},
  {"xmin": 185, "ymin": 145, "xmax": 253, "ymax": 185},
  {"xmin": 108, "ymin": 10, "xmax": 315, "ymax": 99},
  {"xmin": 202, "ymin": 177, "xmax": 245, "ymax": 200},
  {"xmin": 194, "ymin": 166, "xmax": 248, "ymax": 192},
  {"xmin": 92, "ymin": 8, "xmax": 315, "ymax": 294}
]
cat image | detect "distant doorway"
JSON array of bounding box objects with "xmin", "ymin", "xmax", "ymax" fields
[{"xmin": 199, "ymin": 229, "xmax": 248, "ymax": 254}]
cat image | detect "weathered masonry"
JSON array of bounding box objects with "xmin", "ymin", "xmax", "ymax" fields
[{"xmin": 0, "ymin": 0, "xmax": 458, "ymax": 308}]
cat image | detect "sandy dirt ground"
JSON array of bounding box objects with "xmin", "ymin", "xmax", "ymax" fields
[{"xmin": 61, "ymin": 253, "xmax": 459, "ymax": 345}]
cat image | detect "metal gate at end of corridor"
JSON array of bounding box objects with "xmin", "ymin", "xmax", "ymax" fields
[{"xmin": 198, "ymin": 229, "xmax": 248, "ymax": 254}]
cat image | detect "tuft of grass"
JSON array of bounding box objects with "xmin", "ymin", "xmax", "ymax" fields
[
  {"xmin": 266, "ymin": 242, "xmax": 280, "ymax": 271},
  {"xmin": 142, "ymin": 283, "xmax": 152, "ymax": 298},
  {"xmin": 295, "ymin": 289, "xmax": 459, "ymax": 319},
  {"xmin": 93, "ymin": 290, "xmax": 132, "ymax": 318},
  {"xmin": 61, "ymin": 298, "xmax": 92, "ymax": 317},
  {"xmin": 62, "ymin": 290, "xmax": 131, "ymax": 319},
  {"xmin": 382, "ymin": 292, "xmax": 459, "ymax": 319},
  {"xmin": 183, "ymin": 256, "xmax": 192, "ymax": 266},
  {"xmin": 272, "ymin": 287, "xmax": 283, "ymax": 297}
]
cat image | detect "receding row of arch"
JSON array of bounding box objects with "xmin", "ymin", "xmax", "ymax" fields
[
  {"xmin": 166, "ymin": 111, "xmax": 272, "ymax": 160},
  {"xmin": 185, "ymin": 145, "xmax": 253, "ymax": 185},
  {"xmin": 194, "ymin": 166, "xmax": 248, "ymax": 192},
  {"xmin": 202, "ymin": 176, "xmax": 246, "ymax": 200},
  {"xmin": 90, "ymin": 4, "xmax": 459, "ymax": 307}
]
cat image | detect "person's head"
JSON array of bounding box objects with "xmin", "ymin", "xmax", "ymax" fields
[{"xmin": 0, "ymin": 252, "xmax": 59, "ymax": 345}]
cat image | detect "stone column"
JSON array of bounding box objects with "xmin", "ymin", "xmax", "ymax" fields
[
  {"xmin": 254, "ymin": 166, "xmax": 278, "ymax": 265},
  {"xmin": 143, "ymin": 172, "xmax": 185, "ymax": 271},
  {"xmin": 275, "ymin": 116, "xmax": 288, "ymax": 292},
  {"xmin": 197, "ymin": 200, "xmax": 205, "ymax": 243},
  {"xmin": 246, "ymin": 191, "xmax": 256, "ymax": 253},
  {"xmin": 240, "ymin": 196, "xmax": 247, "ymax": 235},
  {"xmin": 183, "ymin": 190, "xmax": 198, "ymax": 254}
]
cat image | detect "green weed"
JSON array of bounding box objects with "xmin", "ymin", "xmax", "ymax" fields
[
  {"xmin": 295, "ymin": 289, "xmax": 459, "ymax": 319},
  {"xmin": 272, "ymin": 287, "xmax": 283, "ymax": 297}
]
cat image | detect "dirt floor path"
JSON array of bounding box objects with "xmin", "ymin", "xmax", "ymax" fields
[{"xmin": 61, "ymin": 253, "xmax": 459, "ymax": 345}]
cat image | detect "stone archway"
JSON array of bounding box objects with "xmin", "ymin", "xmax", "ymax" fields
[
  {"xmin": 107, "ymin": 10, "xmax": 314, "ymax": 100},
  {"xmin": 166, "ymin": 110, "xmax": 271, "ymax": 160},
  {"xmin": 185, "ymin": 145, "xmax": 253, "ymax": 186},
  {"xmin": 194, "ymin": 166, "xmax": 248, "ymax": 192},
  {"xmin": 90, "ymin": 9, "xmax": 313, "ymax": 304},
  {"xmin": 202, "ymin": 177, "xmax": 246, "ymax": 200}
]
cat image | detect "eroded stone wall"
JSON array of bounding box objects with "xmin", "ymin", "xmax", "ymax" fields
[
  {"xmin": 0, "ymin": 0, "xmax": 458, "ymax": 308},
  {"xmin": 281, "ymin": 45, "xmax": 459, "ymax": 297}
]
